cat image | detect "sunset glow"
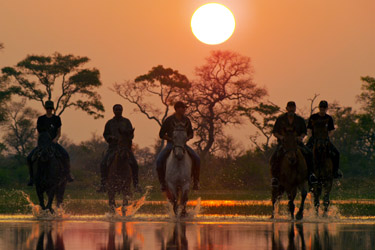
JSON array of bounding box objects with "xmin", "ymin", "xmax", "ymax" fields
[{"xmin": 191, "ymin": 3, "xmax": 236, "ymax": 45}]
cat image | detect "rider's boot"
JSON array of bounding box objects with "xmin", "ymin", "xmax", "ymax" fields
[
  {"xmin": 97, "ymin": 178, "xmax": 107, "ymax": 193},
  {"xmin": 192, "ymin": 163, "xmax": 200, "ymax": 190},
  {"xmin": 157, "ymin": 163, "xmax": 167, "ymax": 192}
]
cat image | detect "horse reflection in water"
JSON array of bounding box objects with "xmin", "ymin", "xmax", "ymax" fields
[
  {"xmin": 34, "ymin": 131, "xmax": 67, "ymax": 214},
  {"xmin": 271, "ymin": 131, "xmax": 308, "ymax": 220},
  {"xmin": 311, "ymin": 120, "xmax": 334, "ymax": 216},
  {"xmin": 36, "ymin": 229, "xmax": 65, "ymax": 250},
  {"xmin": 165, "ymin": 122, "xmax": 192, "ymax": 217},
  {"xmin": 272, "ymin": 223, "xmax": 306, "ymax": 250},
  {"xmin": 101, "ymin": 222, "xmax": 133, "ymax": 250},
  {"xmin": 106, "ymin": 128, "xmax": 134, "ymax": 215}
]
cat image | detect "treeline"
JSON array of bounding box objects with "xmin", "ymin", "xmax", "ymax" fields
[{"xmin": 0, "ymin": 44, "xmax": 374, "ymax": 190}]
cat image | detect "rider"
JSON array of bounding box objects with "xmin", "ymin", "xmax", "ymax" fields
[
  {"xmin": 270, "ymin": 101, "xmax": 317, "ymax": 187},
  {"xmin": 156, "ymin": 101, "xmax": 201, "ymax": 191},
  {"xmin": 26, "ymin": 100, "xmax": 73, "ymax": 186},
  {"xmin": 306, "ymin": 100, "xmax": 342, "ymax": 179},
  {"xmin": 98, "ymin": 104, "xmax": 141, "ymax": 192}
]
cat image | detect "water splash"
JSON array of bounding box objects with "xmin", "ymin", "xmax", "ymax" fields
[{"xmin": 108, "ymin": 186, "xmax": 153, "ymax": 217}]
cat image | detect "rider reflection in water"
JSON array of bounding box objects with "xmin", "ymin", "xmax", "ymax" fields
[
  {"xmin": 156, "ymin": 101, "xmax": 201, "ymax": 191},
  {"xmin": 270, "ymin": 101, "xmax": 316, "ymax": 188},
  {"xmin": 98, "ymin": 104, "xmax": 141, "ymax": 192},
  {"xmin": 26, "ymin": 100, "xmax": 73, "ymax": 186},
  {"xmin": 306, "ymin": 100, "xmax": 343, "ymax": 179}
]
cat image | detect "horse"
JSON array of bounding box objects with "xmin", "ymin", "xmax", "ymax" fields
[
  {"xmin": 271, "ymin": 131, "xmax": 308, "ymax": 220},
  {"xmin": 165, "ymin": 122, "xmax": 193, "ymax": 217},
  {"xmin": 33, "ymin": 131, "xmax": 67, "ymax": 214},
  {"xmin": 311, "ymin": 120, "xmax": 333, "ymax": 216},
  {"xmin": 106, "ymin": 128, "xmax": 134, "ymax": 215}
]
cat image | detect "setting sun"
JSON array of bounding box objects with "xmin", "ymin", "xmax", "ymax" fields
[{"xmin": 191, "ymin": 3, "xmax": 236, "ymax": 45}]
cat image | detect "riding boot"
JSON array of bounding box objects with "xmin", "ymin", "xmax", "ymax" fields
[
  {"xmin": 301, "ymin": 146, "xmax": 317, "ymax": 184},
  {"xmin": 157, "ymin": 161, "xmax": 167, "ymax": 192},
  {"xmin": 332, "ymin": 153, "xmax": 342, "ymax": 179},
  {"xmin": 64, "ymin": 159, "xmax": 74, "ymax": 182}
]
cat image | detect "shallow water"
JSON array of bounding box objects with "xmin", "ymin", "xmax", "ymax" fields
[{"xmin": 0, "ymin": 219, "xmax": 374, "ymax": 250}]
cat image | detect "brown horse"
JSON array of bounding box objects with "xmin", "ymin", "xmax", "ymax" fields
[
  {"xmin": 106, "ymin": 128, "xmax": 134, "ymax": 215},
  {"xmin": 311, "ymin": 121, "xmax": 333, "ymax": 216},
  {"xmin": 271, "ymin": 131, "xmax": 308, "ymax": 220}
]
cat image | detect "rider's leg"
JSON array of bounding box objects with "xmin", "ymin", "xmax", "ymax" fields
[
  {"xmin": 155, "ymin": 142, "xmax": 173, "ymax": 191},
  {"xmin": 298, "ymin": 142, "xmax": 317, "ymax": 184},
  {"xmin": 27, "ymin": 148, "xmax": 37, "ymax": 186},
  {"xmin": 186, "ymin": 146, "xmax": 200, "ymax": 190},
  {"xmin": 129, "ymin": 151, "xmax": 141, "ymax": 190},
  {"xmin": 54, "ymin": 143, "xmax": 74, "ymax": 182},
  {"xmin": 330, "ymin": 143, "xmax": 342, "ymax": 179}
]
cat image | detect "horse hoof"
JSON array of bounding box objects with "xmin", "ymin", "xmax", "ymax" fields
[{"xmin": 49, "ymin": 209, "xmax": 55, "ymax": 214}]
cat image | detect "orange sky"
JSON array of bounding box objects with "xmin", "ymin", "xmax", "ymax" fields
[{"xmin": 1, "ymin": 0, "xmax": 375, "ymax": 149}]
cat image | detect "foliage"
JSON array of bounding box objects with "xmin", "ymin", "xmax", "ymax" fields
[{"xmin": 1, "ymin": 52, "xmax": 104, "ymax": 118}]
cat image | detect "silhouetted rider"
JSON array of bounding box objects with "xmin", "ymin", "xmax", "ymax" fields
[
  {"xmin": 270, "ymin": 101, "xmax": 316, "ymax": 187},
  {"xmin": 156, "ymin": 101, "xmax": 201, "ymax": 191},
  {"xmin": 306, "ymin": 100, "xmax": 342, "ymax": 179},
  {"xmin": 26, "ymin": 100, "xmax": 73, "ymax": 186},
  {"xmin": 98, "ymin": 104, "xmax": 141, "ymax": 192}
]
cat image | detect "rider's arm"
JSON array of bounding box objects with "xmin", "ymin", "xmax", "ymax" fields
[
  {"xmin": 53, "ymin": 127, "xmax": 61, "ymax": 143},
  {"xmin": 159, "ymin": 117, "xmax": 172, "ymax": 141},
  {"xmin": 273, "ymin": 132, "xmax": 284, "ymax": 141},
  {"xmin": 186, "ymin": 119, "xmax": 194, "ymax": 140},
  {"xmin": 328, "ymin": 116, "xmax": 335, "ymax": 138},
  {"xmin": 103, "ymin": 121, "xmax": 115, "ymax": 143}
]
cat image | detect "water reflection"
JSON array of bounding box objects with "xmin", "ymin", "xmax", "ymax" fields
[{"xmin": 0, "ymin": 220, "xmax": 374, "ymax": 249}]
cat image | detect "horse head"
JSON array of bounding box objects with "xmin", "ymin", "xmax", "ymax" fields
[
  {"xmin": 282, "ymin": 131, "xmax": 298, "ymax": 165},
  {"xmin": 172, "ymin": 121, "xmax": 188, "ymax": 161},
  {"xmin": 313, "ymin": 120, "xmax": 330, "ymax": 160},
  {"xmin": 36, "ymin": 131, "xmax": 54, "ymax": 162}
]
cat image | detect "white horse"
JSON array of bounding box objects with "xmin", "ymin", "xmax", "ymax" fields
[{"xmin": 165, "ymin": 122, "xmax": 193, "ymax": 217}]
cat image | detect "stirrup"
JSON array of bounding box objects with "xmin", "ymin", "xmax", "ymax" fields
[{"xmin": 309, "ymin": 174, "xmax": 318, "ymax": 184}]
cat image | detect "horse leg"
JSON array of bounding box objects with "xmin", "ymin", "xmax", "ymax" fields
[
  {"xmin": 288, "ymin": 191, "xmax": 297, "ymax": 220},
  {"xmin": 36, "ymin": 186, "xmax": 46, "ymax": 210},
  {"xmin": 46, "ymin": 188, "xmax": 56, "ymax": 214},
  {"xmin": 108, "ymin": 190, "xmax": 116, "ymax": 214},
  {"xmin": 322, "ymin": 182, "xmax": 332, "ymax": 217},
  {"xmin": 122, "ymin": 193, "xmax": 128, "ymax": 217},
  {"xmin": 271, "ymin": 187, "xmax": 280, "ymax": 219},
  {"xmin": 314, "ymin": 185, "xmax": 322, "ymax": 216},
  {"xmin": 296, "ymin": 187, "xmax": 308, "ymax": 220},
  {"xmin": 180, "ymin": 184, "xmax": 189, "ymax": 218},
  {"xmin": 56, "ymin": 181, "xmax": 67, "ymax": 208}
]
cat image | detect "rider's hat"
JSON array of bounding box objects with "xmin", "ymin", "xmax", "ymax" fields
[
  {"xmin": 174, "ymin": 101, "xmax": 186, "ymax": 109},
  {"xmin": 44, "ymin": 100, "xmax": 54, "ymax": 109},
  {"xmin": 319, "ymin": 100, "xmax": 328, "ymax": 108},
  {"xmin": 286, "ymin": 101, "xmax": 296, "ymax": 107}
]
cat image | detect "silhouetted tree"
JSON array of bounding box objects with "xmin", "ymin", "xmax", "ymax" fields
[
  {"xmin": 187, "ymin": 50, "xmax": 267, "ymax": 159},
  {"xmin": 239, "ymin": 102, "xmax": 281, "ymax": 153},
  {"xmin": 2, "ymin": 100, "xmax": 40, "ymax": 160},
  {"xmin": 113, "ymin": 65, "xmax": 191, "ymax": 152},
  {"xmin": 1, "ymin": 52, "xmax": 104, "ymax": 118}
]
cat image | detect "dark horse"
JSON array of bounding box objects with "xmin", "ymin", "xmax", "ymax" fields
[
  {"xmin": 106, "ymin": 128, "xmax": 134, "ymax": 215},
  {"xmin": 271, "ymin": 131, "xmax": 308, "ymax": 220},
  {"xmin": 33, "ymin": 131, "xmax": 67, "ymax": 213},
  {"xmin": 311, "ymin": 121, "xmax": 333, "ymax": 216}
]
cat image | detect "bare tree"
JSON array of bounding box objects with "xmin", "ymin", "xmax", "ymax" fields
[
  {"xmin": 2, "ymin": 52, "xmax": 104, "ymax": 118},
  {"xmin": 113, "ymin": 65, "xmax": 191, "ymax": 152},
  {"xmin": 187, "ymin": 50, "xmax": 267, "ymax": 159},
  {"xmin": 2, "ymin": 99, "xmax": 40, "ymax": 159}
]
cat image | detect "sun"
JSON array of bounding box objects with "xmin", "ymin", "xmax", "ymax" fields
[{"xmin": 191, "ymin": 3, "xmax": 236, "ymax": 45}]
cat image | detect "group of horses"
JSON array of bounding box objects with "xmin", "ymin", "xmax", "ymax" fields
[
  {"xmin": 31, "ymin": 121, "xmax": 333, "ymax": 219},
  {"xmin": 271, "ymin": 121, "xmax": 334, "ymax": 220}
]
